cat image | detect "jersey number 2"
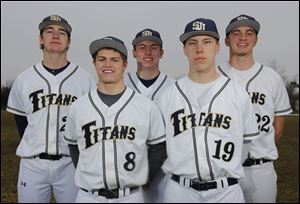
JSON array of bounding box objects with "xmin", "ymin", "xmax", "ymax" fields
[{"xmin": 255, "ymin": 114, "xmax": 270, "ymax": 133}]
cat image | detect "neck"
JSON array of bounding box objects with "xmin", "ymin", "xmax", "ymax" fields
[
  {"xmin": 137, "ymin": 66, "xmax": 160, "ymax": 80},
  {"xmin": 98, "ymin": 81, "xmax": 126, "ymax": 95},
  {"xmin": 43, "ymin": 52, "xmax": 68, "ymax": 69},
  {"xmin": 188, "ymin": 67, "xmax": 219, "ymax": 84},
  {"xmin": 229, "ymin": 53, "xmax": 255, "ymax": 70}
]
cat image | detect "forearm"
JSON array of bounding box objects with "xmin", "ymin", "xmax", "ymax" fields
[
  {"xmin": 274, "ymin": 116, "xmax": 285, "ymax": 144},
  {"xmin": 14, "ymin": 114, "xmax": 28, "ymax": 139},
  {"xmin": 68, "ymin": 144, "xmax": 79, "ymax": 168},
  {"xmin": 147, "ymin": 141, "xmax": 167, "ymax": 185}
]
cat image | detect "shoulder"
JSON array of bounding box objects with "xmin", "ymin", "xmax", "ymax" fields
[
  {"xmin": 217, "ymin": 62, "xmax": 230, "ymax": 76},
  {"xmin": 221, "ymin": 76, "xmax": 250, "ymax": 100},
  {"xmin": 70, "ymin": 63, "xmax": 93, "ymax": 77},
  {"xmin": 260, "ymin": 64, "xmax": 283, "ymax": 80},
  {"xmin": 160, "ymin": 72, "xmax": 176, "ymax": 82},
  {"xmin": 14, "ymin": 64, "xmax": 39, "ymax": 83},
  {"xmin": 71, "ymin": 89, "xmax": 95, "ymax": 107}
]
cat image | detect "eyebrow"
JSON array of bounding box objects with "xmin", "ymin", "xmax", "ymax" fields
[
  {"xmin": 137, "ymin": 43, "xmax": 159, "ymax": 47},
  {"xmin": 187, "ymin": 37, "xmax": 214, "ymax": 42},
  {"xmin": 44, "ymin": 26, "xmax": 67, "ymax": 33},
  {"xmin": 232, "ymin": 28, "xmax": 255, "ymax": 33}
]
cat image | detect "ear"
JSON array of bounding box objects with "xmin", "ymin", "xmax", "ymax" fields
[
  {"xmin": 225, "ymin": 37, "xmax": 230, "ymax": 47},
  {"xmin": 39, "ymin": 35, "xmax": 43, "ymax": 46},
  {"xmin": 253, "ymin": 36, "xmax": 258, "ymax": 47},
  {"xmin": 183, "ymin": 45, "xmax": 188, "ymax": 57},
  {"xmin": 216, "ymin": 42, "xmax": 220, "ymax": 54},
  {"xmin": 132, "ymin": 49, "xmax": 137, "ymax": 58},
  {"xmin": 160, "ymin": 48, "xmax": 164, "ymax": 59},
  {"xmin": 123, "ymin": 61, "xmax": 128, "ymax": 72}
]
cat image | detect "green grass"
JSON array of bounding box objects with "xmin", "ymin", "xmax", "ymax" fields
[
  {"xmin": 1, "ymin": 111, "xmax": 299, "ymax": 203},
  {"xmin": 274, "ymin": 115, "xmax": 299, "ymax": 203}
]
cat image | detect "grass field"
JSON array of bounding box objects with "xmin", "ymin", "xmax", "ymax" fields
[{"xmin": 1, "ymin": 110, "xmax": 299, "ymax": 203}]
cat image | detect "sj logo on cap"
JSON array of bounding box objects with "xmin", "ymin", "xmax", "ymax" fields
[
  {"xmin": 192, "ymin": 21, "xmax": 206, "ymax": 31},
  {"xmin": 237, "ymin": 16, "xmax": 248, "ymax": 21},
  {"xmin": 142, "ymin": 30, "xmax": 153, "ymax": 36},
  {"xmin": 50, "ymin": 15, "xmax": 61, "ymax": 22}
]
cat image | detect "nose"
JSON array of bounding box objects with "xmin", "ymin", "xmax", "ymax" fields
[
  {"xmin": 104, "ymin": 60, "xmax": 112, "ymax": 67},
  {"xmin": 239, "ymin": 33, "xmax": 248, "ymax": 40},
  {"xmin": 52, "ymin": 31, "xmax": 60, "ymax": 39},
  {"xmin": 145, "ymin": 47, "xmax": 152, "ymax": 54},
  {"xmin": 196, "ymin": 43, "xmax": 203, "ymax": 53}
]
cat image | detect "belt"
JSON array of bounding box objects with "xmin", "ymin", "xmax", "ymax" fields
[
  {"xmin": 171, "ymin": 174, "xmax": 238, "ymax": 191},
  {"xmin": 242, "ymin": 158, "xmax": 272, "ymax": 167},
  {"xmin": 81, "ymin": 186, "xmax": 139, "ymax": 199},
  {"xmin": 33, "ymin": 153, "xmax": 70, "ymax": 161}
]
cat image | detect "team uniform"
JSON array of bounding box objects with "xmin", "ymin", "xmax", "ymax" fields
[
  {"xmin": 124, "ymin": 72, "xmax": 175, "ymax": 202},
  {"xmin": 218, "ymin": 62, "xmax": 292, "ymax": 202},
  {"xmin": 6, "ymin": 62, "xmax": 96, "ymax": 202},
  {"xmin": 157, "ymin": 75, "xmax": 260, "ymax": 203},
  {"xmin": 64, "ymin": 87, "xmax": 166, "ymax": 203},
  {"xmin": 124, "ymin": 72, "xmax": 175, "ymax": 103}
]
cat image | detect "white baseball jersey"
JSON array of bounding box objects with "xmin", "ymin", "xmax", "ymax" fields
[
  {"xmin": 64, "ymin": 88, "xmax": 166, "ymax": 190},
  {"xmin": 218, "ymin": 62, "xmax": 292, "ymax": 160},
  {"xmin": 6, "ymin": 62, "xmax": 96, "ymax": 157},
  {"xmin": 124, "ymin": 72, "xmax": 175, "ymax": 103},
  {"xmin": 157, "ymin": 75, "xmax": 260, "ymax": 181}
]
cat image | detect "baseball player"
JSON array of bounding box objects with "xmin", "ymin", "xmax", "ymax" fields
[
  {"xmin": 6, "ymin": 15, "xmax": 96, "ymax": 202},
  {"xmin": 124, "ymin": 28, "xmax": 175, "ymax": 203},
  {"xmin": 218, "ymin": 14, "xmax": 292, "ymax": 203},
  {"xmin": 124, "ymin": 28, "xmax": 175, "ymax": 103},
  {"xmin": 64, "ymin": 36, "xmax": 166, "ymax": 203},
  {"xmin": 157, "ymin": 18, "xmax": 260, "ymax": 203}
]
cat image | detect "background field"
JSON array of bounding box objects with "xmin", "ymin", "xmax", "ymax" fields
[{"xmin": 1, "ymin": 110, "xmax": 299, "ymax": 203}]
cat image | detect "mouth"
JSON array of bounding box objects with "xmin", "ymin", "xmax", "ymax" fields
[
  {"xmin": 237, "ymin": 43, "xmax": 248, "ymax": 48},
  {"xmin": 194, "ymin": 57, "xmax": 206, "ymax": 61},
  {"xmin": 103, "ymin": 69, "xmax": 114, "ymax": 74},
  {"xmin": 51, "ymin": 42, "xmax": 61, "ymax": 45},
  {"xmin": 143, "ymin": 58, "xmax": 153, "ymax": 62}
]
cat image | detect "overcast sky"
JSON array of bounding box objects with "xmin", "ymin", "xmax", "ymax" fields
[{"xmin": 1, "ymin": 1, "xmax": 299, "ymax": 86}]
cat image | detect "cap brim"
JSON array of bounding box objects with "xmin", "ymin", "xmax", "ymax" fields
[
  {"xmin": 226, "ymin": 20, "xmax": 260, "ymax": 35},
  {"xmin": 132, "ymin": 36, "xmax": 163, "ymax": 47},
  {"xmin": 179, "ymin": 31, "xmax": 220, "ymax": 43},
  {"xmin": 89, "ymin": 39, "xmax": 128, "ymax": 57}
]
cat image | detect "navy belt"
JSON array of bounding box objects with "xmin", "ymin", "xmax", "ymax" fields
[
  {"xmin": 171, "ymin": 174, "xmax": 238, "ymax": 191},
  {"xmin": 81, "ymin": 186, "xmax": 139, "ymax": 199},
  {"xmin": 243, "ymin": 158, "xmax": 272, "ymax": 167},
  {"xmin": 33, "ymin": 153, "xmax": 70, "ymax": 160}
]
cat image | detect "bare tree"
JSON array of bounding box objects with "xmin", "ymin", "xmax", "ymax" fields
[
  {"xmin": 267, "ymin": 59, "xmax": 299, "ymax": 113},
  {"xmin": 268, "ymin": 59, "xmax": 289, "ymax": 85}
]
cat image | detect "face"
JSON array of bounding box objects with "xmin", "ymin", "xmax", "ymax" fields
[
  {"xmin": 184, "ymin": 35, "xmax": 220, "ymax": 73},
  {"xmin": 94, "ymin": 49, "xmax": 127, "ymax": 85},
  {"xmin": 225, "ymin": 26, "xmax": 258, "ymax": 56},
  {"xmin": 133, "ymin": 40, "xmax": 163, "ymax": 69},
  {"xmin": 39, "ymin": 25, "xmax": 70, "ymax": 53}
]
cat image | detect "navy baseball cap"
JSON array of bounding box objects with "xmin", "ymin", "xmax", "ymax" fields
[
  {"xmin": 180, "ymin": 18, "xmax": 219, "ymax": 43},
  {"xmin": 132, "ymin": 28, "xmax": 163, "ymax": 47},
  {"xmin": 39, "ymin": 15, "xmax": 72, "ymax": 35},
  {"xmin": 226, "ymin": 14, "xmax": 260, "ymax": 35},
  {"xmin": 89, "ymin": 36, "xmax": 128, "ymax": 59}
]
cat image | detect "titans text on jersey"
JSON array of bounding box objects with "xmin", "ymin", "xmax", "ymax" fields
[
  {"xmin": 82, "ymin": 121, "xmax": 136, "ymax": 148},
  {"xmin": 29, "ymin": 89, "xmax": 77, "ymax": 113},
  {"xmin": 248, "ymin": 92, "xmax": 266, "ymax": 105},
  {"xmin": 171, "ymin": 108, "xmax": 232, "ymax": 136}
]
